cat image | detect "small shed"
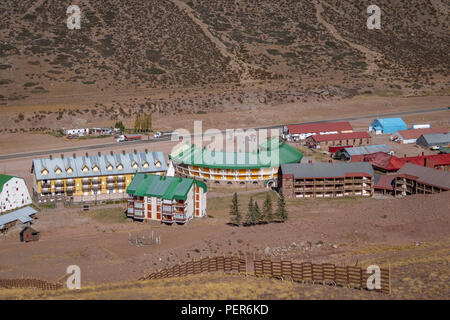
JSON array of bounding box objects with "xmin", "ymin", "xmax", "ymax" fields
[
  {"xmin": 20, "ymin": 226, "xmax": 40, "ymax": 242},
  {"xmin": 369, "ymin": 118, "xmax": 407, "ymax": 134}
]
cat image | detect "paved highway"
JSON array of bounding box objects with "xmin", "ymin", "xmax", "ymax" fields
[{"xmin": 0, "ymin": 106, "xmax": 448, "ymax": 161}]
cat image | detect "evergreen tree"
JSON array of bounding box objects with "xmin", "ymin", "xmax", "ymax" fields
[
  {"xmin": 244, "ymin": 197, "xmax": 257, "ymax": 226},
  {"xmin": 262, "ymin": 193, "xmax": 273, "ymax": 223},
  {"xmin": 229, "ymin": 192, "xmax": 241, "ymax": 226},
  {"xmin": 253, "ymin": 201, "xmax": 262, "ymax": 224},
  {"xmin": 146, "ymin": 113, "xmax": 152, "ymax": 132},
  {"xmin": 275, "ymin": 191, "xmax": 288, "ymax": 222}
]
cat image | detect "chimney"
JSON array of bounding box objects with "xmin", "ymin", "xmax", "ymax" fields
[
  {"xmin": 422, "ymin": 152, "xmax": 424, "ymax": 156},
  {"xmin": 49, "ymin": 154, "xmax": 53, "ymax": 160},
  {"xmin": 145, "ymin": 148, "xmax": 148, "ymax": 153},
  {"xmin": 61, "ymin": 154, "xmax": 64, "ymax": 159},
  {"xmin": 73, "ymin": 153, "xmax": 76, "ymax": 158},
  {"xmin": 85, "ymin": 152, "xmax": 89, "ymax": 157},
  {"xmin": 98, "ymin": 152, "xmax": 101, "ymax": 157},
  {"xmin": 110, "ymin": 151, "xmax": 114, "ymax": 156},
  {"xmin": 404, "ymin": 154, "xmax": 406, "ymax": 158},
  {"xmin": 134, "ymin": 149, "xmax": 137, "ymax": 154},
  {"xmin": 122, "ymin": 150, "xmax": 126, "ymax": 155}
]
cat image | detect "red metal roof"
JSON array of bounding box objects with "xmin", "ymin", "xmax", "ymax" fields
[
  {"xmin": 374, "ymin": 175, "xmax": 395, "ymax": 190},
  {"xmin": 396, "ymin": 128, "xmax": 448, "ymax": 140},
  {"xmin": 286, "ymin": 122, "xmax": 353, "ymax": 135},
  {"xmin": 310, "ymin": 132, "xmax": 370, "ymax": 142},
  {"xmin": 364, "ymin": 152, "xmax": 450, "ymax": 171}
]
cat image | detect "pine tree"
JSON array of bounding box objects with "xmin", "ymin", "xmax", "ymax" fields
[
  {"xmin": 275, "ymin": 191, "xmax": 288, "ymax": 222},
  {"xmin": 229, "ymin": 192, "xmax": 241, "ymax": 226},
  {"xmin": 146, "ymin": 112, "xmax": 152, "ymax": 132},
  {"xmin": 244, "ymin": 197, "xmax": 256, "ymax": 226},
  {"xmin": 262, "ymin": 193, "xmax": 273, "ymax": 223},
  {"xmin": 253, "ymin": 201, "xmax": 262, "ymax": 224}
]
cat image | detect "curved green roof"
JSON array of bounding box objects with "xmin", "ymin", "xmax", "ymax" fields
[{"xmin": 169, "ymin": 138, "xmax": 303, "ymax": 169}]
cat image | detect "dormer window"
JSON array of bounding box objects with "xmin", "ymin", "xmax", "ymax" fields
[
  {"xmin": 55, "ymin": 167, "xmax": 62, "ymax": 174},
  {"xmin": 106, "ymin": 164, "xmax": 113, "ymax": 171},
  {"xmin": 117, "ymin": 164, "xmax": 123, "ymax": 171},
  {"xmin": 82, "ymin": 166, "xmax": 89, "ymax": 173},
  {"xmin": 143, "ymin": 162, "xmax": 149, "ymax": 168},
  {"xmin": 132, "ymin": 162, "xmax": 139, "ymax": 170},
  {"xmin": 66, "ymin": 167, "xmax": 73, "ymax": 174},
  {"xmin": 92, "ymin": 165, "xmax": 99, "ymax": 172},
  {"xmin": 41, "ymin": 169, "xmax": 49, "ymax": 175},
  {"xmin": 155, "ymin": 161, "xmax": 161, "ymax": 168}
]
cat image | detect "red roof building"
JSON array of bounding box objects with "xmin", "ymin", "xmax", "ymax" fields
[
  {"xmin": 306, "ymin": 132, "xmax": 371, "ymax": 151},
  {"xmin": 283, "ymin": 122, "xmax": 353, "ymax": 141},
  {"xmin": 391, "ymin": 127, "xmax": 448, "ymax": 143},
  {"xmin": 364, "ymin": 152, "xmax": 450, "ymax": 172}
]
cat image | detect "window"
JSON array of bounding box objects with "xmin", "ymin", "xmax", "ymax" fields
[
  {"xmin": 82, "ymin": 166, "xmax": 89, "ymax": 173},
  {"xmin": 132, "ymin": 162, "xmax": 139, "ymax": 170},
  {"xmin": 92, "ymin": 165, "xmax": 99, "ymax": 172},
  {"xmin": 117, "ymin": 164, "xmax": 123, "ymax": 171},
  {"xmin": 155, "ymin": 161, "xmax": 161, "ymax": 168},
  {"xmin": 55, "ymin": 167, "xmax": 62, "ymax": 174},
  {"xmin": 41, "ymin": 169, "xmax": 49, "ymax": 175},
  {"xmin": 106, "ymin": 164, "xmax": 113, "ymax": 171},
  {"xmin": 143, "ymin": 162, "xmax": 149, "ymax": 168},
  {"xmin": 66, "ymin": 167, "xmax": 73, "ymax": 174}
]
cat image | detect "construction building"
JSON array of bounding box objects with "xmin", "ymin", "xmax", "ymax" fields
[
  {"xmin": 416, "ymin": 133, "xmax": 450, "ymax": 149},
  {"xmin": 305, "ymin": 132, "xmax": 371, "ymax": 151},
  {"xmin": 31, "ymin": 151, "xmax": 167, "ymax": 204},
  {"xmin": 0, "ymin": 175, "xmax": 32, "ymax": 213},
  {"xmin": 126, "ymin": 174, "xmax": 207, "ymax": 225},
  {"xmin": 364, "ymin": 152, "xmax": 450, "ymax": 173},
  {"xmin": 278, "ymin": 162, "xmax": 374, "ymax": 198},
  {"xmin": 390, "ymin": 127, "xmax": 447, "ymax": 144},
  {"xmin": 281, "ymin": 122, "xmax": 353, "ymax": 141},
  {"xmin": 169, "ymin": 138, "xmax": 303, "ymax": 187},
  {"xmin": 394, "ymin": 163, "xmax": 450, "ymax": 196},
  {"xmin": 369, "ymin": 118, "xmax": 407, "ymax": 134},
  {"xmin": 333, "ymin": 144, "xmax": 390, "ymax": 162}
]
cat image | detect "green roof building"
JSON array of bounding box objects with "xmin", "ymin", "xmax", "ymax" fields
[
  {"xmin": 169, "ymin": 138, "xmax": 303, "ymax": 187},
  {"xmin": 126, "ymin": 173, "xmax": 207, "ymax": 224}
]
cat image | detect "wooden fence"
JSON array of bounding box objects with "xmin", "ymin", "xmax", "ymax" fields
[
  {"xmin": 140, "ymin": 255, "xmax": 391, "ymax": 294},
  {"xmin": 140, "ymin": 255, "xmax": 247, "ymax": 280},
  {"xmin": 253, "ymin": 258, "xmax": 391, "ymax": 294},
  {"xmin": 0, "ymin": 278, "xmax": 63, "ymax": 290}
]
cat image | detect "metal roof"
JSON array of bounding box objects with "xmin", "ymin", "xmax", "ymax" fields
[
  {"xmin": 0, "ymin": 206, "xmax": 37, "ymax": 230},
  {"xmin": 127, "ymin": 173, "xmax": 206, "ymax": 200},
  {"xmin": 281, "ymin": 162, "xmax": 374, "ymax": 178},
  {"xmin": 0, "ymin": 174, "xmax": 16, "ymax": 193},
  {"xmin": 32, "ymin": 151, "xmax": 167, "ymax": 181},
  {"xmin": 286, "ymin": 122, "xmax": 353, "ymax": 135},
  {"xmin": 169, "ymin": 138, "xmax": 303, "ymax": 169},
  {"xmin": 343, "ymin": 145, "xmax": 389, "ymax": 156},
  {"xmin": 309, "ymin": 132, "xmax": 371, "ymax": 142},
  {"xmin": 417, "ymin": 133, "xmax": 450, "ymax": 146},
  {"xmin": 395, "ymin": 128, "xmax": 448, "ymax": 140},
  {"xmin": 397, "ymin": 163, "xmax": 450, "ymax": 190}
]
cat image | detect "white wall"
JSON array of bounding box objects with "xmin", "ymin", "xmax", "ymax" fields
[{"xmin": 0, "ymin": 177, "xmax": 32, "ymax": 213}]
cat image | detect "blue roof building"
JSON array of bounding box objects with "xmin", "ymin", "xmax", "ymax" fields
[{"xmin": 370, "ymin": 118, "xmax": 407, "ymax": 134}]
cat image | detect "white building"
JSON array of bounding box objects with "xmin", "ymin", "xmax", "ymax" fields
[{"xmin": 0, "ymin": 175, "xmax": 32, "ymax": 213}]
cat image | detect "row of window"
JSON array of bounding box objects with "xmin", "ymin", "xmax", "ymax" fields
[{"xmin": 41, "ymin": 161, "xmax": 162, "ymax": 175}]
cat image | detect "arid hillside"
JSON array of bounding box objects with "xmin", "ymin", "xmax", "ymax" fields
[{"xmin": 0, "ymin": 0, "xmax": 448, "ymax": 122}]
